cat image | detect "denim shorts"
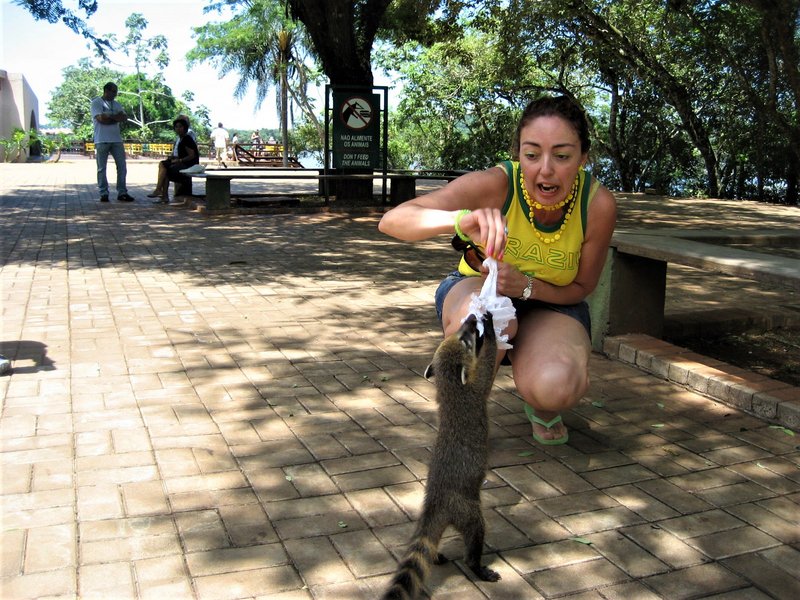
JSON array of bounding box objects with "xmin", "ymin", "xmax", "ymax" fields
[{"xmin": 434, "ymin": 271, "xmax": 591, "ymax": 338}]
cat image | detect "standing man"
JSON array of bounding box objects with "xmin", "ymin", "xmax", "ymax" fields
[
  {"xmin": 90, "ymin": 82, "xmax": 134, "ymax": 202},
  {"xmin": 210, "ymin": 122, "xmax": 229, "ymax": 166}
]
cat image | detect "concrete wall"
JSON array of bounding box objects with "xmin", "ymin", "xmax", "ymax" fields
[{"xmin": 0, "ymin": 70, "xmax": 40, "ymax": 162}]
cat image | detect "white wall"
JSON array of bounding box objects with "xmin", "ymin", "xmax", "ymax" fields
[{"xmin": 0, "ymin": 70, "xmax": 40, "ymax": 162}]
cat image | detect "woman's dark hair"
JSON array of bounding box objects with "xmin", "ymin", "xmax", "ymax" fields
[
  {"xmin": 173, "ymin": 117, "xmax": 189, "ymax": 130},
  {"xmin": 511, "ymin": 95, "xmax": 591, "ymax": 159}
]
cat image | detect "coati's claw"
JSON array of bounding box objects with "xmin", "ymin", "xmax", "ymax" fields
[{"xmin": 473, "ymin": 566, "xmax": 501, "ymax": 582}]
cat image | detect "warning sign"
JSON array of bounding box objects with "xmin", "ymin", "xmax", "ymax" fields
[
  {"xmin": 340, "ymin": 97, "xmax": 373, "ymax": 130},
  {"xmin": 332, "ymin": 90, "xmax": 380, "ymax": 170}
]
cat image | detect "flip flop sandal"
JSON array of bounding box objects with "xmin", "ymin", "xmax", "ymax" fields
[{"xmin": 524, "ymin": 403, "xmax": 569, "ymax": 445}]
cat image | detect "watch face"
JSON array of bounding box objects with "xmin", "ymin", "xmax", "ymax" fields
[{"xmin": 522, "ymin": 278, "xmax": 532, "ymax": 300}]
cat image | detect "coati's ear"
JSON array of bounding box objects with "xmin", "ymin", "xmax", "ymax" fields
[
  {"xmin": 461, "ymin": 367, "xmax": 467, "ymax": 385},
  {"xmin": 424, "ymin": 364, "xmax": 434, "ymax": 379}
]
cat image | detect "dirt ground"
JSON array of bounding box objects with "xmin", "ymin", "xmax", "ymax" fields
[{"xmin": 673, "ymin": 327, "xmax": 800, "ymax": 388}]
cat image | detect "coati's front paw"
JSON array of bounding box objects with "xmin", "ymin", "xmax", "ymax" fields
[
  {"xmin": 473, "ymin": 565, "xmax": 501, "ymax": 582},
  {"xmin": 433, "ymin": 553, "xmax": 448, "ymax": 565}
]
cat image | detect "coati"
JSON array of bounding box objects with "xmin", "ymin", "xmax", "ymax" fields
[{"xmin": 381, "ymin": 313, "xmax": 501, "ymax": 600}]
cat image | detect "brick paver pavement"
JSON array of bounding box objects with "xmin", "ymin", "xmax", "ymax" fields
[{"xmin": 1, "ymin": 160, "xmax": 799, "ymax": 599}]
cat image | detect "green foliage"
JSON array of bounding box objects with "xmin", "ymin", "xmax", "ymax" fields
[
  {"xmin": 188, "ymin": 0, "xmax": 323, "ymax": 157},
  {"xmin": 46, "ymin": 57, "xmax": 201, "ymax": 143},
  {"xmin": 116, "ymin": 73, "xmax": 185, "ymax": 141},
  {"xmin": 15, "ymin": 0, "xmax": 113, "ymax": 57},
  {"xmin": 290, "ymin": 119, "xmax": 324, "ymax": 165},
  {"xmin": 0, "ymin": 128, "xmax": 29, "ymax": 162},
  {"xmin": 122, "ymin": 13, "xmax": 169, "ymax": 73},
  {"xmin": 376, "ymin": 32, "xmax": 527, "ymax": 170},
  {"xmin": 188, "ymin": 2, "xmax": 319, "ymax": 110},
  {"xmin": 376, "ymin": 0, "xmax": 799, "ymax": 201},
  {"xmin": 16, "ymin": 0, "xmax": 800, "ymax": 202},
  {"xmin": 47, "ymin": 59, "xmax": 123, "ymax": 139},
  {"xmin": 113, "ymin": 13, "xmax": 179, "ymax": 138}
]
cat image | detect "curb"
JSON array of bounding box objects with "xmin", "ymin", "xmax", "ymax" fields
[{"xmin": 603, "ymin": 333, "xmax": 800, "ymax": 432}]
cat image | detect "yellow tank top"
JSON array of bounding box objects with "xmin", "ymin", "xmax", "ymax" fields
[{"xmin": 458, "ymin": 161, "xmax": 600, "ymax": 286}]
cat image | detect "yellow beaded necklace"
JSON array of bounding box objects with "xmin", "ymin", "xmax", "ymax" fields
[{"xmin": 520, "ymin": 170, "xmax": 580, "ymax": 244}]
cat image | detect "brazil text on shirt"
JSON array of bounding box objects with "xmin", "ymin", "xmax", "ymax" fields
[{"xmin": 504, "ymin": 237, "xmax": 580, "ymax": 270}]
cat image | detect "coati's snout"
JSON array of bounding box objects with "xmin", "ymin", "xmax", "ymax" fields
[
  {"xmin": 461, "ymin": 312, "xmax": 495, "ymax": 357},
  {"xmin": 425, "ymin": 313, "xmax": 495, "ymax": 383},
  {"xmin": 459, "ymin": 314, "xmax": 480, "ymax": 355}
]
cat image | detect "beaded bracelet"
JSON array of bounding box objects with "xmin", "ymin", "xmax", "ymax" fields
[{"xmin": 454, "ymin": 209, "xmax": 472, "ymax": 241}]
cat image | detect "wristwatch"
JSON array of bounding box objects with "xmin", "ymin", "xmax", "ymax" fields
[{"xmin": 520, "ymin": 275, "xmax": 534, "ymax": 300}]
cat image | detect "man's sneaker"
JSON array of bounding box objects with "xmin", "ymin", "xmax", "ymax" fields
[
  {"xmin": 0, "ymin": 355, "xmax": 10, "ymax": 376},
  {"xmin": 100, "ymin": 195, "xmax": 109, "ymax": 202},
  {"xmin": 118, "ymin": 193, "xmax": 135, "ymax": 202}
]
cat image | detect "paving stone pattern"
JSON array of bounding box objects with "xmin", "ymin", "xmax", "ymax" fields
[{"xmin": 1, "ymin": 161, "xmax": 799, "ymax": 599}]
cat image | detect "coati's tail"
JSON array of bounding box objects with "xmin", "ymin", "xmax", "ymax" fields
[{"xmin": 381, "ymin": 534, "xmax": 440, "ymax": 600}]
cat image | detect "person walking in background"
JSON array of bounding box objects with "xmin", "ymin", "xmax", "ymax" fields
[
  {"xmin": 90, "ymin": 82, "xmax": 134, "ymax": 202},
  {"xmin": 210, "ymin": 122, "xmax": 229, "ymax": 166},
  {"xmin": 228, "ymin": 132, "xmax": 240, "ymax": 159}
]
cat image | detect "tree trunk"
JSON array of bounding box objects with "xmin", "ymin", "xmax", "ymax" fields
[
  {"xmin": 763, "ymin": 1, "xmax": 800, "ymax": 204},
  {"xmin": 605, "ymin": 78, "xmax": 635, "ymax": 192},
  {"xmin": 786, "ymin": 150, "xmax": 799, "ymax": 205},
  {"xmin": 287, "ymin": 0, "xmax": 391, "ymax": 87},
  {"xmin": 286, "ymin": 0, "xmax": 392, "ymax": 202},
  {"xmin": 573, "ymin": 0, "xmax": 719, "ymax": 197},
  {"xmin": 281, "ymin": 68, "xmax": 289, "ymax": 167}
]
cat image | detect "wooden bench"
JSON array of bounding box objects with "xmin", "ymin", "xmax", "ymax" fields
[
  {"xmin": 191, "ymin": 169, "xmax": 337, "ymax": 210},
  {"xmin": 190, "ymin": 169, "xmax": 465, "ymax": 210},
  {"xmin": 587, "ymin": 229, "xmax": 800, "ymax": 351},
  {"xmin": 232, "ymin": 144, "xmax": 303, "ymax": 168}
]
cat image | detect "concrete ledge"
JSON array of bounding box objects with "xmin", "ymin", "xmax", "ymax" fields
[
  {"xmin": 603, "ymin": 333, "xmax": 800, "ymax": 432},
  {"xmin": 612, "ymin": 231, "xmax": 800, "ymax": 290},
  {"xmin": 588, "ymin": 229, "xmax": 800, "ymax": 352}
]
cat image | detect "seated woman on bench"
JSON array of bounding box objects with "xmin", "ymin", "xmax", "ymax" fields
[{"xmin": 148, "ymin": 117, "xmax": 199, "ymax": 205}]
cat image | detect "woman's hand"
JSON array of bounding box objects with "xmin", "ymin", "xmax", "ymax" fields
[
  {"xmin": 483, "ymin": 261, "xmax": 531, "ymax": 298},
  {"xmin": 458, "ymin": 208, "xmax": 507, "ymax": 259}
]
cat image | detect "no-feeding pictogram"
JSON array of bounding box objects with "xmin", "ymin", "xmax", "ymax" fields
[{"xmin": 340, "ymin": 96, "xmax": 373, "ymax": 130}]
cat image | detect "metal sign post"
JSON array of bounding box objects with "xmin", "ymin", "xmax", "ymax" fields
[{"xmin": 324, "ymin": 85, "xmax": 389, "ymax": 203}]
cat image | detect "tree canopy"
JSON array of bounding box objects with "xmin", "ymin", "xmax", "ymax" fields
[
  {"xmin": 16, "ymin": 0, "xmax": 800, "ymax": 203},
  {"xmin": 46, "ymin": 58, "xmax": 200, "ymax": 143},
  {"xmin": 376, "ymin": 0, "xmax": 800, "ymax": 202},
  {"xmin": 13, "ymin": 0, "xmax": 112, "ymax": 56},
  {"xmin": 188, "ymin": 0, "xmax": 324, "ymax": 161}
]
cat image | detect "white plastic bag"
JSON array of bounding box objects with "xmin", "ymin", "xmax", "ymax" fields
[{"xmin": 463, "ymin": 257, "xmax": 516, "ymax": 349}]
